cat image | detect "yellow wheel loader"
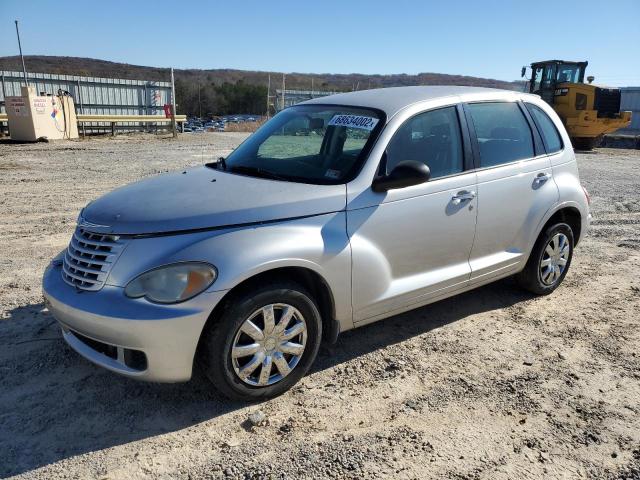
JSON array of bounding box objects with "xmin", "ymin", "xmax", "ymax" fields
[{"xmin": 523, "ymin": 60, "xmax": 632, "ymax": 150}]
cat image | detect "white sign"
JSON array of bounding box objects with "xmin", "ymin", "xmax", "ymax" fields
[
  {"xmin": 328, "ymin": 114, "xmax": 379, "ymax": 131},
  {"xmin": 7, "ymin": 97, "xmax": 29, "ymax": 117},
  {"xmin": 33, "ymin": 97, "xmax": 49, "ymax": 114}
]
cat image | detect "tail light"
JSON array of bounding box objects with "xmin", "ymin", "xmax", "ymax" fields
[{"xmin": 582, "ymin": 185, "xmax": 591, "ymax": 205}]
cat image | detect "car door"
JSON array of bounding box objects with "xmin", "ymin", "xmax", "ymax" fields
[
  {"xmin": 348, "ymin": 105, "xmax": 478, "ymax": 324},
  {"xmin": 463, "ymin": 101, "xmax": 559, "ymax": 284}
]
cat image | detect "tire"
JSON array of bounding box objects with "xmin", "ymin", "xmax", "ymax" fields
[
  {"xmin": 198, "ymin": 281, "xmax": 322, "ymax": 401},
  {"xmin": 572, "ymin": 137, "xmax": 599, "ymax": 151},
  {"xmin": 516, "ymin": 222, "xmax": 574, "ymax": 295}
]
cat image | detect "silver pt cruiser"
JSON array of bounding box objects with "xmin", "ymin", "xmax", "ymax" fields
[{"xmin": 43, "ymin": 86, "xmax": 591, "ymax": 400}]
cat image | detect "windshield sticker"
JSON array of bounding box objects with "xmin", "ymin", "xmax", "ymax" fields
[
  {"xmin": 328, "ymin": 114, "xmax": 379, "ymax": 131},
  {"xmin": 324, "ymin": 169, "xmax": 341, "ymax": 179}
]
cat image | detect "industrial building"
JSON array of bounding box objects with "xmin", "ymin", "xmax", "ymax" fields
[
  {"xmin": 621, "ymin": 87, "xmax": 640, "ymax": 133},
  {"xmin": 0, "ymin": 70, "xmax": 177, "ymax": 136}
]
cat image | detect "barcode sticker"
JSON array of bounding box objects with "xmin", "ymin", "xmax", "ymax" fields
[{"xmin": 328, "ymin": 114, "xmax": 379, "ymax": 131}]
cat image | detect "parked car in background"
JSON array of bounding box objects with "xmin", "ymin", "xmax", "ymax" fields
[{"xmin": 43, "ymin": 86, "xmax": 590, "ymax": 400}]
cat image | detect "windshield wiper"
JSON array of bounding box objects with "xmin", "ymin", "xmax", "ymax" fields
[
  {"xmin": 228, "ymin": 165, "xmax": 289, "ymax": 181},
  {"xmin": 205, "ymin": 157, "xmax": 227, "ymax": 171}
]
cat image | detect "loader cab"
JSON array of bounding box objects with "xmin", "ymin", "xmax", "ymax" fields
[{"xmin": 526, "ymin": 60, "xmax": 588, "ymax": 105}]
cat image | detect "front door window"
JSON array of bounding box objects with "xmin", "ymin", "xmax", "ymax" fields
[{"xmin": 385, "ymin": 106, "xmax": 464, "ymax": 179}]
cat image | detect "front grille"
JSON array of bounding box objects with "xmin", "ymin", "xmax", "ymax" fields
[
  {"xmin": 62, "ymin": 227, "xmax": 127, "ymax": 291},
  {"xmin": 594, "ymin": 87, "xmax": 621, "ymax": 118}
]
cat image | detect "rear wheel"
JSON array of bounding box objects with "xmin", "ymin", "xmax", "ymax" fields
[
  {"xmin": 516, "ymin": 223, "xmax": 574, "ymax": 295},
  {"xmin": 199, "ymin": 281, "xmax": 322, "ymax": 400}
]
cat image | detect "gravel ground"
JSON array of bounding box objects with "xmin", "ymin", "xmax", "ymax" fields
[{"xmin": 0, "ymin": 134, "xmax": 639, "ymax": 479}]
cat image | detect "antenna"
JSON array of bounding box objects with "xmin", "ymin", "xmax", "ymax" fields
[
  {"xmin": 15, "ymin": 20, "xmax": 29, "ymax": 86},
  {"xmin": 282, "ymin": 73, "xmax": 286, "ymax": 111},
  {"xmin": 266, "ymin": 74, "xmax": 271, "ymax": 118}
]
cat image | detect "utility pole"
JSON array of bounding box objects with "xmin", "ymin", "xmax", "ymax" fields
[
  {"xmin": 266, "ymin": 74, "xmax": 271, "ymax": 118},
  {"xmin": 198, "ymin": 83, "xmax": 202, "ymax": 119},
  {"xmin": 170, "ymin": 67, "xmax": 177, "ymax": 138},
  {"xmin": 311, "ymin": 77, "xmax": 314, "ymax": 98},
  {"xmin": 14, "ymin": 20, "xmax": 29, "ymax": 86},
  {"xmin": 282, "ymin": 73, "xmax": 286, "ymax": 111}
]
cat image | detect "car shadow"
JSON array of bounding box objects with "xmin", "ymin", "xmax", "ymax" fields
[
  {"xmin": 312, "ymin": 277, "xmax": 532, "ymax": 373},
  {"xmin": 1, "ymin": 278, "xmax": 531, "ymax": 477}
]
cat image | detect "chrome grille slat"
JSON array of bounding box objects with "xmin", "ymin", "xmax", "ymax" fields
[
  {"xmin": 61, "ymin": 227, "xmax": 127, "ymax": 291},
  {"xmin": 63, "ymin": 262, "xmax": 103, "ymax": 283},
  {"xmin": 64, "ymin": 252, "xmax": 107, "ymax": 277},
  {"xmin": 73, "ymin": 234, "xmax": 120, "ymax": 249},
  {"xmin": 65, "ymin": 249, "xmax": 110, "ymax": 267},
  {"xmin": 69, "ymin": 239, "xmax": 110, "ymax": 258}
]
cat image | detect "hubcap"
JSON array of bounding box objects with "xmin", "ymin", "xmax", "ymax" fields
[
  {"xmin": 231, "ymin": 303, "xmax": 307, "ymax": 387},
  {"xmin": 540, "ymin": 233, "xmax": 570, "ymax": 286}
]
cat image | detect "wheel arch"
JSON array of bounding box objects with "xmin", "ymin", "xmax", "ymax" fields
[
  {"xmin": 541, "ymin": 205, "xmax": 582, "ymax": 245},
  {"xmin": 520, "ymin": 203, "xmax": 583, "ymax": 274},
  {"xmin": 198, "ymin": 266, "xmax": 340, "ymax": 359}
]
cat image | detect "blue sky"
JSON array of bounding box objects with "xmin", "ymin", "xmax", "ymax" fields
[{"xmin": 1, "ymin": 0, "xmax": 639, "ymax": 85}]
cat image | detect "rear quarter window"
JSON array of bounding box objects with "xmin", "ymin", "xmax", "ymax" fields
[{"xmin": 525, "ymin": 103, "xmax": 563, "ymax": 154}]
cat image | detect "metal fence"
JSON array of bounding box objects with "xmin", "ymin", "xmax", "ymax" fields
[
  {"xmin": 1, "ymin": 70, "xmax": 173, "ymax": 132},
  {"xmin": 621, "ymin": 87, "xmax": 640, "ymax": 133}
]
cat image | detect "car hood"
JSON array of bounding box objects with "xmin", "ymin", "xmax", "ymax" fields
[{"xmin": 81, "ymin": 166, "xmax": 346, "ymax": 235}]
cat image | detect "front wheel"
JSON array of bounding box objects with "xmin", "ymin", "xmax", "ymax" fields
[
  {"xmin": 198, "ymin": 281, "xmax": 322, "ymax": 400},
  {"xmin": 516, "ymin": 223, "xmax": 574, "ymax": 295},
  {"xmin": 572, "ymin": 137, "xmax": 600, "ymax": 150}
]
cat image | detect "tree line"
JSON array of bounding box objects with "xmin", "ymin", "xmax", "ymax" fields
[
  {"xmin": 0, "ymin": 56, "xmax": 524, "ymax": 118},
  {"xmin": 174, "ymin": 79, "xmax": 267, "ymax": 117}
]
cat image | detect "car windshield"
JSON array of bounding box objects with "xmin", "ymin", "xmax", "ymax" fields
[{"xmin": 218, "ymin": 105, "xmax": 384, "ymax": 184}]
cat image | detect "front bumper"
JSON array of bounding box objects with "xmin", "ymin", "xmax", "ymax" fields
[{"xmin": 43, "ymin": 262, "xmax": 227, "ymax": 382}]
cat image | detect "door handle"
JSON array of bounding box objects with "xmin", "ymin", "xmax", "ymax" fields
[
  {"xmin": 533, "ymin": 172, "xmax": 552, "ymax": 185},
  {"xmin": 451, "ymin": 190, "xmax": 476, "ymax": 205}
]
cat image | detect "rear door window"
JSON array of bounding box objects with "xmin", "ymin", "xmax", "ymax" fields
[
  {"xmin": 525, "ymin": 103, "xmax": 563, "ymax": 154},
  {"xmin": 467, "ymin": 102, "xmax": 535, "ymax": 168}
]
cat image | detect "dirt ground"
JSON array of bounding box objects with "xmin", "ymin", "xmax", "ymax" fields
[{"xmin": 0, "ymin": 133, "xmax": 638, "ymax": 480}]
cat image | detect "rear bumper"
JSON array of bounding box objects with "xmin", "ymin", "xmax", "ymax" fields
[{"xmin": 43, "ymin": 262, "xmax": 226, "ymax": 382}]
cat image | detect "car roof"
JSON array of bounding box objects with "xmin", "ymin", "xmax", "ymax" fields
[{"xmin": 300, "ymin": 85, "xmax": 525, "ymax": 118}]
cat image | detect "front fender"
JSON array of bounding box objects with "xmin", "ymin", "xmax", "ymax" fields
[{"xmin": 106, "ymin": 212, "xmax": 353, "ymax": 331}]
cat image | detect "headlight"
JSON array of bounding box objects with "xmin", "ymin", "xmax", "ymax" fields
[{"xmin": 124, "ymin": 262, "xmax": 216, "ymax": 304}]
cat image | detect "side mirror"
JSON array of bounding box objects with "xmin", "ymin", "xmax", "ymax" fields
[
  {"xmin": 372, "ymin": 160, "xmax": 431, "ymax": 192},
  {"xmin": 521, "ymin": 66, "xmax": 527, "ymax": 78}
]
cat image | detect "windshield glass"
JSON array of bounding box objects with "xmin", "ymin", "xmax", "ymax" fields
[
  {"xmin": 556, "ymin": 64, "xmax": 582, "ymax": 83},
  {"xmin": 220, "ymin": 105, "xmax": 384, "ymax": 184}
]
